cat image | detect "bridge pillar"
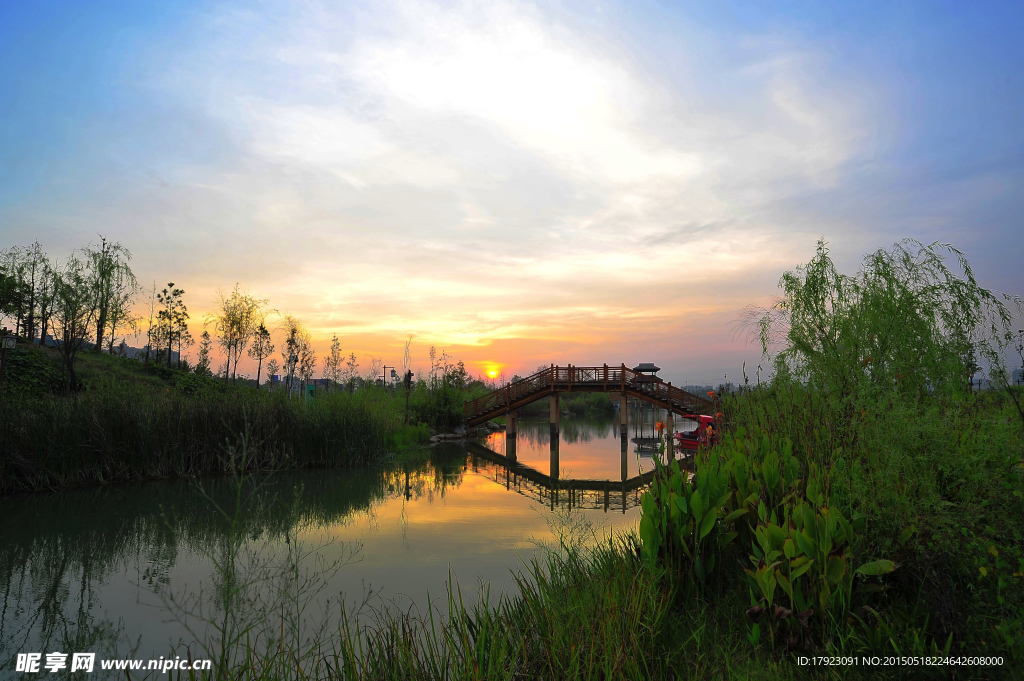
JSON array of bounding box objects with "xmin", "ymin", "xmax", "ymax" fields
[
  {"xmin": 507, "ymin": 431, "xmax": 517, "ymax": 462},
  {"xmin": 549, "ymin": 393, "xmax": 560, "ymax": 438},
  {"xmin": 619, "ymin": 392, "xmax": 628, "ymax": 437},
  {"xmin": 550, "ymin": 436, "xmax": 559, "ymax": 481},
  {"xmin": 506, "ymin": 409, "xmax": 517, "ymax": 436},
  {"xmin": 620, "ymin": 434, "xmax": 628, "ymax": 482}
]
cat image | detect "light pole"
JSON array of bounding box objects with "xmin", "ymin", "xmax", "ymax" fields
[
  {"xmin": 382, "ymin": 365, "xmax": 396, "ymax": 388},
  {"xmin": 403, "ymin": 370, "xmax": 414, "ymax": 424}
]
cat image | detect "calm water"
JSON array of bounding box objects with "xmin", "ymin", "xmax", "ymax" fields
[{"xmin": 0, "ymin": 411, "xmax": 681, "ymax": 670}]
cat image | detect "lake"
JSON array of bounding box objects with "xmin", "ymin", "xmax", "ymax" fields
[{"xmin": 0, "ymin": 410, "xmax": 680, "ymax": 670}]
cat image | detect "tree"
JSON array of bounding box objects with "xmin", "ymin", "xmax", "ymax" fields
[
  {"xmin": 264, "ymin": 358, "xmax": 280, "ymax": 386},
  {"xmin": 299, "ymin": 343, "xmax": 317, "ymax": 385},
  {"xmin": 748, "ymin": 238, "xmax": 1023, "ymax": 399},
  {"xmin": 34, "ymin": 258, "xmax": 57, "ymax": 348},
  {"xmin": 85, "ymin": 237, "xmax": 137, "ymax": 353},
  {"xmin": 207, "ymin": 284, "xmax": 269, "ymax": 382},
  {"xmin": 0, "ymin": 243, "xmax": 50, "ymax": 342},
  {"xmin": 247, "ymin": 323, "xmax": 275, "ymax": 385},
  {"xmin": 143, "ymin": 282, "xmax": 157, "ymax": 365},
  {"xmin": 367, "ymin": 357, "xmax": 383, "ymax": 384},
  {"xmin": 343, "ymin": 352, "xmax": 359, "ymax": 388},
  {"xmin": 322, "ymin": 334, "xmax": 343, "ymax": 389},
  {"xmin": 279, "ymin": 314, "xmax": 312, "ymax": 397},
  {"xmin": 195, "ymin": 330, "xmax": 213, "ymax": 376},
  {"xmin": 51, "ymin": 254, "xmax": 97, "ymax": 390},
  {"xmin": 155, "ymin": 283, "xmax": 189, "ymax": 368}
]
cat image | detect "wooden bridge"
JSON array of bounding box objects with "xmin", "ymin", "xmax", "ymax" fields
[{"xmin": 464, "ymin": 364, "xmax": 714, "ymax": 427}]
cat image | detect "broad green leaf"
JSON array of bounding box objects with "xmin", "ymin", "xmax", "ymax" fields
[
  {"xmin": 826, "ymin": 556, "xmax": 847, "ymax": 585},
  {"xmin": 691, "ymin": 490, "xmax": 705, "ymax": 524},
  {"xmin": 855, "ymin": 559, "xmax": 897, "ymax": 576},
  {"xmin": 699, "ymin": 508, "xmax": 717, "ymax": 540},
  {"xmin": 723, "ymin": 508, "xmax": 747, "ymax": 524},
  {"xmin": 776, "ymin": 571, "xmax": 793, "ymax": 599},
  {"xmin": 790, "ymin": 558, "xmax": 815, "ymax": 581}
]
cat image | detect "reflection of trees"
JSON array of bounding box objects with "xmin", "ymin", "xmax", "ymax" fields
[
  {"xmin": 0, "ymin": 449, "xmax": 473, "ymax": 662},
  {"xmin": 511, "ymin": 415, "xmax": 617, "ymax": 448}
]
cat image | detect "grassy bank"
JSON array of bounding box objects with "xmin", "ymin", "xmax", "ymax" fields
[{"xmin": 0, "ymin": 343, "xmax": 443, "ymax": 496}]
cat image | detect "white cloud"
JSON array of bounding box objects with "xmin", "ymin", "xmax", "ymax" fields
[{"xmin": 80, "ymin": 0, "xmax": 881, "ymax": 369}]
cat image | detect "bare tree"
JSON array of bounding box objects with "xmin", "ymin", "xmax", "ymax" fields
[
  {"xmin": 143, "ymin": 282, "xmax": 157, "ymax": 365},
  {"xmin": 367, "ymin": 356, "xmax": 383, "ymax": 384}
]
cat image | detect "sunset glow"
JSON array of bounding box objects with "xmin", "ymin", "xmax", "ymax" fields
[{"xmin": 2, "ymin": 1, "xmax": 1021, "ymax": 383}]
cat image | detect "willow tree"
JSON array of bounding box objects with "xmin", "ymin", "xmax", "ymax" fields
[
  {"xmin": 85, "ymin": 237, "xmax": 137, "ymax": 353},
  {"xmin": 750, "ymin": 239, "xmax": 1022, "ymax": 400}
]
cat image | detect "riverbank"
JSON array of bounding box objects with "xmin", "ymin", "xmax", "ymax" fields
[{"xmin": 0, "ymin": 342, "xmax": 443, "ymax": 496}]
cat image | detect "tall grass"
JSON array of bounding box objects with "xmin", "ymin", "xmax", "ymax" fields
[{"xmin": 0, "ymin": 386, "xmax": 398, "ymax": 495}]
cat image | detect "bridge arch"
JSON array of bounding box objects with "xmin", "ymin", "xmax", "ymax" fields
[{"xmin": 464, "ymin": 364, "xmax": 714, "ymax": 427}]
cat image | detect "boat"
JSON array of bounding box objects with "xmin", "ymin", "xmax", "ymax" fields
[{"xmin": 673, "ymin": 414, "xmax": 718, "ymax": 451}]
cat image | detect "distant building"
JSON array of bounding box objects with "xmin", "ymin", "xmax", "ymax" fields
[{"xmin": 39, "ymin": 334, "xmax": 178, "ymax": 362}]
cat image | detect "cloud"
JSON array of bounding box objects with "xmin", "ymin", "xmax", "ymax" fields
[{"xmin": 3, "ymin": 0, "xmax": 888, "ymax": 378}]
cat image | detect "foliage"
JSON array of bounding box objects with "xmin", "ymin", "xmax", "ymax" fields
[
  {"xmin": 748, "ymin": 238, "xmax": 1022, "ymax": 401},
  {"xmin": 697, "ymin": 239, "xmax": 1024, "ymax": 658},
  {"xmin": 84, "ymin": 236, "xmax": 138, "ymax": 353},
  {"xmin": 323, "ymin": 333, "xmax": 344, "ymax": 387},
  {"xmin": 405, "ymin": 348, "xmax": 475, "ymax": 430},
  {"xmin": 0, "ymin": 357, "xmax": 399, "ymax": 495},
  {"xmin": 247, "ymin": 323, "xmax": 274, "ymax": 385},
  {"xmin": 154, "ymin": 282, "xmax": 191, "ymax": 368},
  {"xmin": 208, "ymin": 284, "xmax": 270, "ymax": 382},
  {"xmin": 195, "ymin": 329, "xmax": 214, "ymax": 376},
  {"xmin": 51, "ymin": 252, "xmax": 97, "ymax": 389}
]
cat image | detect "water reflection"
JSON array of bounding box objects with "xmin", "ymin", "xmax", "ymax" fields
[{"xmin": 0, "ymin": 415, "xmax": 661, "ymax": 667}]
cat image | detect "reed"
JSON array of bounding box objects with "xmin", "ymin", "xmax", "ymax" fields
[{"xmin": 0, "ymin": 386, "xmax": 398, "ymax": 496}]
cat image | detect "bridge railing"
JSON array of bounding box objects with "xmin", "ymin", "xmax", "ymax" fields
[{"xmin": 464, "ymin": 364, "xmax": 713, "ymax": 421}]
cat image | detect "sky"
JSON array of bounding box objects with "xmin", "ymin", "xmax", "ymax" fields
[{"xmin": 2, "ymin": 0, "xmax": 1022, "ymax": 384}]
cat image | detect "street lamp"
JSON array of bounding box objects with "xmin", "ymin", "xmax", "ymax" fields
[{"xmin": 382, "ymin": 365, "xmax": 395, "ymax": 387}]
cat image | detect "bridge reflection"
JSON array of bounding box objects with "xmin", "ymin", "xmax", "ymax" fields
[{"xmin": 466, "ymin": 431, "xmax": 656, "ymax": 513}]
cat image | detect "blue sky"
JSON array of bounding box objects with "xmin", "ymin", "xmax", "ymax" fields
[{"xmin": 1, "ymin": 0, "xmax": 1022, "ymax": 380}]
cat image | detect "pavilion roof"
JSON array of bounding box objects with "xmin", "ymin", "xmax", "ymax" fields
[{"xmin": 632, "ymin": 363, "xmax": 661, "ymax": 373}]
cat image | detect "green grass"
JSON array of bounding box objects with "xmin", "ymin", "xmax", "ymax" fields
[{"xmin": 0, "ymin": 341, "xmax": 451, "ymax": 496}]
